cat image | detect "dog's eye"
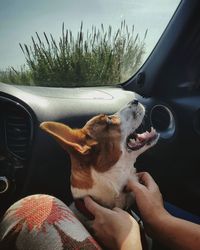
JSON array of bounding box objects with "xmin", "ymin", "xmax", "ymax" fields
[
  {"xmin": 107, "ymin": 116, "xmax": 113, "ymax": 124},
  {"xmin": 106, "ymin": 115, "xmax": 120, "ymax": 126}
]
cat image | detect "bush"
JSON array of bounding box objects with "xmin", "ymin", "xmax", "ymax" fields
[{"xmin": 0, "ymin": 21, "xmax": 147, "ymax": 87}]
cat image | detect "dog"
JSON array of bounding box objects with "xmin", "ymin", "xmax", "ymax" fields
[{"xmin": 40, "ymin": 100, "xmax": 159, "ymax": 222}]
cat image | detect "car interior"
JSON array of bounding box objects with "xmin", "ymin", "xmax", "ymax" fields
[{"xmin": 0, "ymin": 0, "xmax": 200, "ymax": 249}]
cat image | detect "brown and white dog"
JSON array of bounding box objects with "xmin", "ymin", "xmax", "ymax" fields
[{"xmin": 40, "ymin": 100, "xmax": 159, "ymax": 220}]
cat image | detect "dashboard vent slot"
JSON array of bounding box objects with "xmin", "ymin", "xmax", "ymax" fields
[{"xmin": 5, "ymin": 103, "xmax": 32, "ymax": 160}]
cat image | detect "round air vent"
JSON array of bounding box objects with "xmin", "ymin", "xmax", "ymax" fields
[{"xmin": 150, "ymin": 105, "xmax": 175, "ymax": 139}]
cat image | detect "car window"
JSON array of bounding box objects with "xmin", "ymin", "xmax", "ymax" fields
[{"xmin": 0, "ymin": 0, "xmax": 181, "ymax": 87}]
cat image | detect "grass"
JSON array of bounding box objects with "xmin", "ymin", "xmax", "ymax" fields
[{"xmin": 0, "ymin": 21, "xmax": 147, "ymax": 87}]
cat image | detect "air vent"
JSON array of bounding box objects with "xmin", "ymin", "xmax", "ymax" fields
[
  {"xmin": 5, "ymin": 103, "xmax": 32, "ymax": 160},
  {"xmin": 150, "ymin": 105, "xmax": 175, "ymax": 139}
]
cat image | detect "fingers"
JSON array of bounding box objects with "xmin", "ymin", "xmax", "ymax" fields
[
  {"xmin": 127, "ymin": 172, "xmax": 158, "ymax": 193},
  {"xmin": 84, "ymin": 196, "xmax": 110, "ymax": 217},
  {"xmin": 137, "ymin": 172, "xmax": 152, "ymax": 182},
  {"xmin": 137, "ymin": 172, "xmax": 158, "ymax": 191},
  {"xmin": 112, "ymin": 207, "xmax": 132, "ymax": 218},
  {"xmin": 112, "ymin": 207, "xmax": 122, "ymax": 212},
  {"xmin": 127, "ymin": 177, "xmax": 145, "ymax": 192}
]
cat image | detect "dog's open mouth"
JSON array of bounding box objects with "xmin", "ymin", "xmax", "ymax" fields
[{"xmin": 126, "ymin": 126, "xmax": 158, "ymax": 151}]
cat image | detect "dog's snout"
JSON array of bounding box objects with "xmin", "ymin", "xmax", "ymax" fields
[{"xmin": 129, "ymin": 99, "xmax": 139, "ymax": 106}]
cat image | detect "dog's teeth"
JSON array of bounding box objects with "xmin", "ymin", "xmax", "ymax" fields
[
  {"xmin": 150, "ymin": 127, "xmax": 155, "ymax": 134},
  {"xmin": 130, "ymin": 138, "xmax": 136, "ymax": 143}
]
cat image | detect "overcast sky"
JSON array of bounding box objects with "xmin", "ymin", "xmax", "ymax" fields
[{"xmin": 0, "ymin": 0, "xmax": 180, "ymax": 70}]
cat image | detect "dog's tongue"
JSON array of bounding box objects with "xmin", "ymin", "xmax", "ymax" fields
[
  {"xmin": 138, "ymin": 128, "xmax": 157, "ymax": 141},
  {"xmin": 128, "ymin": 127, "xmax": 157, "ymax": 150}
]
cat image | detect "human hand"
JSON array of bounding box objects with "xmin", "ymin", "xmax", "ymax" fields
[
  {"xmin": 84, "ymin": 196, "xmax": 142, "ymax": 250},
  {"xmin": 127, "ymin": 172, "xmax": 170, "ymax": 235}
]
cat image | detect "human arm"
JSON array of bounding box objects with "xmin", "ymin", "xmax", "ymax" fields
[
  {"xmin": 84, "ymin": 196, "xmax": 142, "ymax": 250},
  {"xmin": 127, "ymin": 172, "xmax": 200, "ymax": 250}
]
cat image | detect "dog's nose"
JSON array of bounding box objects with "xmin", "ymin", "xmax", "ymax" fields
[{"xmin": 130, "ymin": 99, "xmax": 139, "ymax": 105}]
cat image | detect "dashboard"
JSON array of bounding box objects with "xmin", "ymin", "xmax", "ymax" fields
[
  {"xmin": 0, "ymin": 83, "xmax": 139, "ymax": 215},
  {"xmin": 0, "ymin": 93, "xmax": 35, "ymax": 215},
  {"xmin": 0, "ymin": 82, "xmax": 200, "ymax": 217}
]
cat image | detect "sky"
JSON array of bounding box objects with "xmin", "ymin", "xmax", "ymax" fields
[{"xmin": 0, "ymin": 0, "xmax": 180, "ymax": 70}]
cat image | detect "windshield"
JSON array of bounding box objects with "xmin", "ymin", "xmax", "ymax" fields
[{"xmin": 0, "ymin": 0, "xmax": 180, "ymax": 87}]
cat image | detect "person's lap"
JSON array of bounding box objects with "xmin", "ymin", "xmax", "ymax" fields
[
  {"xmin": 2, "ymin": 195, "xmax": 197, "ymax": 250},
  {"xmin": 0, "ymin": 194, "xmax": 102, "ymax": 250}
]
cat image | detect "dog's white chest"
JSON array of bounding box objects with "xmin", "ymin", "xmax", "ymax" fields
[{"xmin": 71, "ymin": 153, "xmax": 137, "ymax": 208}]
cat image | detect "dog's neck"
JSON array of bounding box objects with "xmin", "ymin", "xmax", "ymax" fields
[{"xmin": 70, "ymin": 150, "xmax": 137, "ymax": 210}]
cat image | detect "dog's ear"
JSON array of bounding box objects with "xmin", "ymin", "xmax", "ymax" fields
[{"xmin": 40, "ymin": 121, "xmax": 97, "ymax": 155}]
